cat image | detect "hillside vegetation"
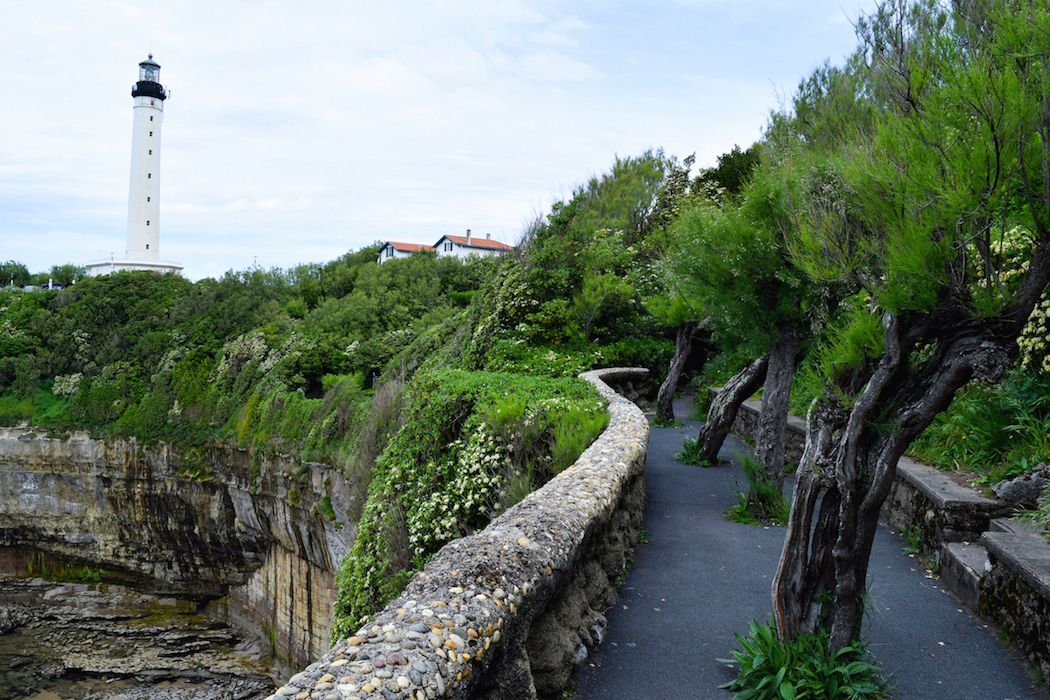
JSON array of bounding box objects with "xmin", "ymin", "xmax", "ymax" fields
[
  {"xmin": 4, "ymin": 2, "xmax": 1050, "ymax": 658},
  {"xmin": 0, "ymin": 152, "xmax": 687, "ymax": 634}
]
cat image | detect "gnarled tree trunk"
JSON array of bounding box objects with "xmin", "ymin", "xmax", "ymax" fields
[
  {"xmin": 772, "ymin": 312, "xmax": 1037, "ymax": 651},
  {"xmin": 695, "ymin": 356, "xmax": 768, "ymax": 465},
  {"xmin": 655, "ymin": 322, "xmax": 699, "ymax": 423},
  {"xmin": 754, "ymin": 325, "xmax": 801, "ymax": 489}
]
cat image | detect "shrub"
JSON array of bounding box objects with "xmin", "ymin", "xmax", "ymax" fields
[
  {"xmin": 550, "ymin": 405, "xmax": 609, "ymax": 473},
  {"xmin": 720, "ymin": 620, "xmax": 885, "ymax": 699}
]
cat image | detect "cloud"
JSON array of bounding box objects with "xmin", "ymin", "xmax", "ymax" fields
[{"xmin": 1, "ymin": 0, "xmax": 876, "ymax": 279}]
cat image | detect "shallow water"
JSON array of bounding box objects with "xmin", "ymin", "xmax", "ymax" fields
[{"xmin": 0, "ymin": 577, "xmax": 277, "ymax": 700}]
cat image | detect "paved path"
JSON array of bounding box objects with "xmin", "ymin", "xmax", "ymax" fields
[{"xmin": 574, "ymin": 398, "xmax": 1044, "ymax": 699}]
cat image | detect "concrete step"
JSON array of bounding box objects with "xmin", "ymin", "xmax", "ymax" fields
[
  {"xmin": 939, "ymin": 540, "xmax": 989, "ymax": 610},
  {"xmin": 990, "ymin": 517, "xmax": 1043, "ymax": 537}
]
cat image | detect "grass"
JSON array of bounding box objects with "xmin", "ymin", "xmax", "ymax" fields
[
  {"xmin": 25, "ymin": 556, "xmax": 105, "ymax": 584},
  {"xmin": 1022, "ymin": 483, "xmax": 1050, "ymax": 541},
  {"xmin": 908, "ymin": 369, "xmax": 1049, "ymax": 486},
  {"xmin": 902, "ymin": 523, "xmax": 924, "ymax": 556},
  {"xmin": 0, "ymin": 388, "xmax": 72, "ymax": 427}
]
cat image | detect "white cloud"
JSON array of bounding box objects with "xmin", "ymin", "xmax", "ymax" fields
[{"xmin": 1, "ymin": 0, "xmax": 876, "ymax": 279}]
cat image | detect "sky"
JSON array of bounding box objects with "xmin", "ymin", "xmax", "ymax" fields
[{"xmin": 1, "ymin": 0, "xmax": 877, "ymax": 280}]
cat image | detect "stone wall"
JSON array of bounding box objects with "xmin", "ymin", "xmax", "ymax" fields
[
  {"xmin": 272, "ymin": 367, "xmax": 650, "ymax": 700},
  {"xmin": 0, "ymin": 428, "xmax": 357, "ymax": 668},
  {"xmin": 980, "ymin": 530, "xmax": 1050, "ymax": 681}
]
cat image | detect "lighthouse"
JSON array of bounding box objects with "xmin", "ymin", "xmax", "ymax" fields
[
  {"xmin": 86, "ymin": 55, "xmax": 182, "ymax": 277},
  {"xmin": 126, "ymin": 55, "xmax": 165, "ymax": 260}
]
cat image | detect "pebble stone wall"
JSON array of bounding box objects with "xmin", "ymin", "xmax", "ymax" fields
[{"xmin": 267, "ymin": 367, "xmax": 650, "ymax": 700}]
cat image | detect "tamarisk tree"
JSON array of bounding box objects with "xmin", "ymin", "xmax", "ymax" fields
[
  {"xmin": 667, "ymin": 163, "xmax": 822, "ymax": 487},
  {"xmin": 772, "ymin": 0, "xmax": 1050, "ymax": 651}
]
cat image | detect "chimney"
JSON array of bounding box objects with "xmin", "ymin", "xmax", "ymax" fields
[
  {"xmin": 486, "ymin": 233, "xmax": 491, "ymax": 240},
  {"xmin": 465, "ymin": 228, "xmax": 472, "ymax": 245}
]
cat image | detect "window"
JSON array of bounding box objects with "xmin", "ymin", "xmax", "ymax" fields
[
  {"xmin": 146, "ymin": 244, "xmax": 150, "ymax": 249},
  {"xmin": 146, "ymin": 220, "xmax": 150, "ymax": 226},
  {"xmin": 150, "ymin": 116, "xmax": 154, "ymax": 122},
  {"xmin": 148, "ymin": 173, "xmax": 151, "ymax": 178},
  {"xmin": 147, "ymin": 197, "xmax": 150, "ymax": 202},
  {"xmin": 149, "ymin": 131, "xmax": 153, "ymax": 136},
  {"xmin": 149, "ymin": 149, "xmax": 152, "ymax": 155}
]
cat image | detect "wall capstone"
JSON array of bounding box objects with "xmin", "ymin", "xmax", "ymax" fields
[{"xmin": 271, "ymin": 367, "xmax": 649, "ymax": 700}]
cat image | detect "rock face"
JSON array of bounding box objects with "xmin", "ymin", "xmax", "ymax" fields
[
  {"xmin": 993, "ymin": 465, "xmax": 1050, "ymax": 509},
  {"xmin": 0, "ymin": 427, "xmax": 358, "ymax": 668},
  {"xmin": 0, "ymin": 576, "xmax": 275, "ymax": 699}
]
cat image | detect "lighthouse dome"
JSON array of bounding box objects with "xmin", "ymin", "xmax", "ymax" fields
[{"xmin": 133, "ymin": 54, "xmax": 167, "ymax": 99}]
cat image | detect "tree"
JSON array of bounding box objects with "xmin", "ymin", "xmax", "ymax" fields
[
  {"xmin": 647, "ymin": 294, "xmax": 705, "ymax": 423},
  {"xmin": 772, "ymin": 0, "xmax": 1050, "ymax": 651},
  {"xmin": 48, "ymin": 264, "xmax": 85, "ymax": 287},
  {"xmin": 666, "ymin": 161, "xmax": 821, "ymax": 489},
  {"xmin": 0, "ymin": 260, "xmax": 29, "ymax": 288},
  {"xmin": 696, "ymin": 143, "xmax": 761, "ymax": 196}
]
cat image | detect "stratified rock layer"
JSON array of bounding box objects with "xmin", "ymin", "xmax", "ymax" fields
[{"xmin": 0, "ymin": 430, "xmax": 356, "ymax": 667}]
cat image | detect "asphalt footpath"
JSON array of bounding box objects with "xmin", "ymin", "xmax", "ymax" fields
[{"xmin": 573, "ymin": 397, "xmax": 1045, "ymax": 700}]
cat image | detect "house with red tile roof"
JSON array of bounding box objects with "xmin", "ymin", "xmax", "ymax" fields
[
  {"xmin": 433, "ymin": 229, "xmax": 514, "ymax": 259},
  {"xmin": 377, "ymin": 241, "xmax": 436, "ymax": 264}
]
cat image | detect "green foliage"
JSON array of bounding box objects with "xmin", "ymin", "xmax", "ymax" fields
[
  {"xmin": 690, "ymin": 346, "xmax": 758, "ymax": 417},
  {"xmin": 902, "ymin": 523, "xmax": 924, "ymax": 557},
  {"xmin": 0, "ymin": 388, "xmax": 71, "ymax": 427},
  {"xmin": 25, "ymin": 556, "xmax": 104, "ymax": 584},
  {"xmin": 663, "ymin": 159, "xmax": 820, "ymax": 367},
  {"xmin": 550, "ymin": 406, "xmax": 609, "ymax": 472},
  {"xmin": 1025, "ymin": 484, "xmax": 1050, "ymax": 541},
  {"xmin": 1, "ymin": 260, "xmax": 30, "ymax": 287},
  {"xmin": 332, "ymin": 369, "xmax": 606, "ymax": 637},
  {"xmin": 725, "ymin": 456, "xmax": 789, "ymax": 526},
  {"xmin": 318, "ymin": 495, "xmax": 337, "ymax": 522},
  {"xmin": 460, "ymin": 153, "xmax": 671, "ymax": 379},
  {"xmin": 720, "ymin": 619, "xmax": 885, "ymax": 699},
  {"xmin": 910, "ymin": 369, "xmax": 1050, "ymax": 484},
  {"xmin": 676, "ymin": 437, "xmax": 710, "ymax": 467},
  {"xmin": 47, "ymin": 264, "xmax": 85, "ymax": 287},
  {"xmin": 696, "ymin": 143, "xmax": 762, "ymax": 196}
]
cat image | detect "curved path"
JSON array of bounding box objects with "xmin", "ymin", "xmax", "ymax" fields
[{"xmin": 574, "ymin": 397, "xmax": 1044, "ymax": 699}]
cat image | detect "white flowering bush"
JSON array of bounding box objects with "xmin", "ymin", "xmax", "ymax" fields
[
  {"xmin": 981, "ymin": 228, "xmax": 1048, "ymax": 373},
  {"xmin": 407, "ymin": 424, "xmax": 505, "ymax": 555},
  {"xmin": 332, "ymin": 368, "xmax": 609, "ymax": 636},
  {"xmin": 51, "ymin": 373, "xmax": 82, "ymax": 398},
  {"xmin": 215, "ymin": 332, "xmax": 269, "ymax": 384}
]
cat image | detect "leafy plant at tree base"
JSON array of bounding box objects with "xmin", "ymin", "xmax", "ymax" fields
[
  {"xmin": 720, "ymin": 619, "xmax": 885, "ymax": 699},
  {"xmin": 725, "ymin": 456, "xmax": 790, "ymax": 526},
  {"xmin": 676, "ymin": 437, "xmax": 708, "ymax": 466}
]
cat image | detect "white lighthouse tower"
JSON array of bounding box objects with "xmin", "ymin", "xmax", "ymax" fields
[{"xmin": 86, "ymin": 55, "xmax": 182, "ymax": 277}]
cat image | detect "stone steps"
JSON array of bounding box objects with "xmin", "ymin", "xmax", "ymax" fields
[
  {"xmin": 990, "ymin": 516, "xmax": 1044, "ymax": 538},
  {"xmin": 938, "ymin": 540, "xmax": 988, "ymax": 610}
]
